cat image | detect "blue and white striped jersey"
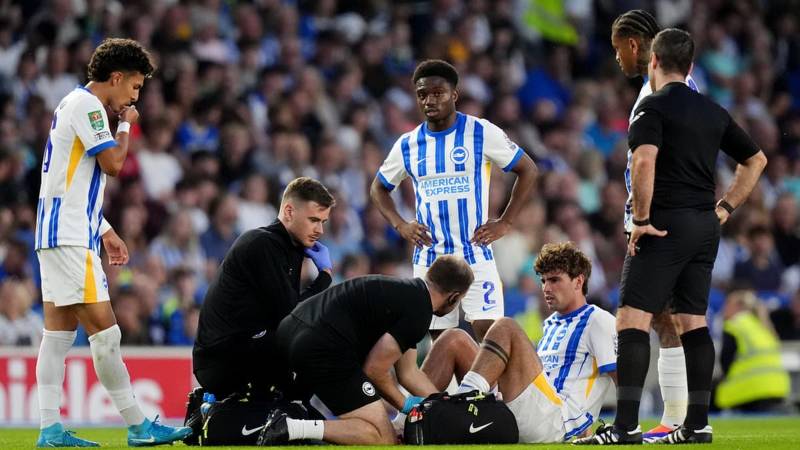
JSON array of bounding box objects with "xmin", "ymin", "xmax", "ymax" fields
[
  {"xmin": 537, "ymin": 304, "xmax": 617, "ymax": 439},
  {"xmin": 35, "ymin": 86, "xmax": 116, "ymax": 254},
  {"xmin": 377, "ymin": 112, "xmax": 525, "ymax": 267},
  {"xmin": 624, "ymin": 75, "xmax": 699, "ymax": 232}
]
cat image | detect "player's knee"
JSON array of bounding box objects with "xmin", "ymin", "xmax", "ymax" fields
[
  {"xmin": 440, "ymin": 328, "xmax": 474, "ymax": 349},
  {"xmin": 489, "ymin": 317, "xmax": 518, "ymax": 335},
  {"xmin": 88, "ymin": 324, "xmax": 122, "ymax": 357}
]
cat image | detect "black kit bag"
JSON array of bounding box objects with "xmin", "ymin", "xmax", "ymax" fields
[
  {"xmin": 198, "ymin": 391, "xmax": 311, "ymax": 446},
  {"xmin": 404, "ymin": 390, "xmax": 519, "ymax": 445}
]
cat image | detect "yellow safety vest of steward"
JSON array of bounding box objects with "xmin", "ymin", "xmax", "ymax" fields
[{"xmin": 716, "ymin": 312, "xmax": 790, "ymax": 409}]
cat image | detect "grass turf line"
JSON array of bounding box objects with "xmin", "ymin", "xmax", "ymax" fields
[{"xmin": 1, "ymin": 417, "xmax": 798, "ymax": 449}]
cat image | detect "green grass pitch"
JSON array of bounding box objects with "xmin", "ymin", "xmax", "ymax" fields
[{"xmin": 2, "ymin": 417, "xmax": 798, "ymax": 449}]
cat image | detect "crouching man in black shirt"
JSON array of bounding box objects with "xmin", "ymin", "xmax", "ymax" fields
[
  {"xmin": 258, "ymin": 255, "xmax": 474, "ymax": 445},
  {"xmin": 575, "ymin": 29, "xmax": 767, "ymax": 445},
  {"xmin": 193, "ymin": 177, "xmax": 335, "ymax": 399}
]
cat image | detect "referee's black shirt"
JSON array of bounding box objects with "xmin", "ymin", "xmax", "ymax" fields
[
  {"xmin": 193, "ymin": 219, "xmax": 332, "ymax": 370},
  {"xmin": 628, "ymin": 82, "xmax": 760, "ymax": 211},
  {"xmin": 290, "ymin": 275, "xmax": 432, "ymax": 361}
]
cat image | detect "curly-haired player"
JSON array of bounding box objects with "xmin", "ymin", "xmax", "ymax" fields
[
  {"xmin": 34, "ymin": 38, "xmax": 191, "ymax": 447},
  {"xmin": 416, "ymin": 242, "xmax": 617, "ymax": 443}
]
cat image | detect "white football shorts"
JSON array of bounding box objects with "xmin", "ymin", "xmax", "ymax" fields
[
  {"xmin": 506, "ymin": 374, "xmax": 567, "ymax": 443},
  {"xmin": 38, "ymin": 246, "xmax": 110, "ymax": 306}
]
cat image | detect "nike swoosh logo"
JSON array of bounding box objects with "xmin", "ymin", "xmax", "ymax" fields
[
  {"xmin": 469, "ymin": 422, "xmax": 493, "ymax": 433},
  {"xmin": 241, "ymin": 425, "xmax": 265, "ymax": 436},
  {"xmin": 481, "ymin": 305, "xmax": 497, "ymax": 311},
  {"xmin": 129, "ymin": 436, "xmax": 156, "ymax": 444}
]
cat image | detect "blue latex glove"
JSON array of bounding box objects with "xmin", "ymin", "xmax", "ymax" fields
[
  {"xmin": 304, "ymin": 242, "xmax": 332, "ymax": 271},
  {"xmin": 401, "ymin": 396, "xmax": 424, "ymax": 414}
]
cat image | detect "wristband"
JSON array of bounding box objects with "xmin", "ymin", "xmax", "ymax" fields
[
  {"xmin": 717, "ymin": 199, "xmax": 735, "ymax": 215},
  {"xmin": 632, "ymin": 217, "xmax": 650, "ymax": 226},
  {"xmin": 117, "ymin": 122, "xmax": 131, "ymax": 134}
]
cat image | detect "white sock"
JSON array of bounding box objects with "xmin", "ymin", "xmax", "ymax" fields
[
  {"xmin": 89, "ymin": 325, "xmax": 145, "ymax": 427},
  {"xmin": 36, "ymin": 329, "xmax": 76, "ymax": 429},
  {"xmin": 457, "ymin": 371, "xmax": 490, "ymax": 394},
  {"xmin": 286, "ymin": 418, "xmax": 325, "ymax": 441},
  {"xmin": 391, "ymin": 412, "xmax": 406, "ymax": 435},
  {"xmin": 658, "ymin": 346, "xmax": 688, "ymax": 428}
]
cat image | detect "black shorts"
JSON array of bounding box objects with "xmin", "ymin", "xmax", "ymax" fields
[
  {"xmin": 619, "ymin": 208, "xmax": 720, "ymax": 315},
  {"xmin": 277, "ymin": 315, "xmax": 380, "ymax": 416}
]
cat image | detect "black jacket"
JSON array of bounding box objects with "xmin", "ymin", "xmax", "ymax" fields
[{"xmin": 193, "ymin": 220, "xmax": 331, "ymax": 370}]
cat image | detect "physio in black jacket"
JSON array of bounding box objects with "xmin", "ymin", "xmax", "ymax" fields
[{"xmin": 193, "ymin": 177, "xmax": 335, "ymax": 398}]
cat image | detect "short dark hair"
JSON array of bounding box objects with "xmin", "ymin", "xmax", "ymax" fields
[
  {"xmin": 426, "ymin": 255, "xmax": 473, "ymax": 294},
  {"xmin": 87, "ymin": 38, "xmax": 156, "ymax": 82},
  {"xmin": 534, "ymin": 242, "xmax": 592, "ymax": 296},
  {"xmin": 651, "ymin": 28, "xmax": 694, "ymax": 76},
  {"xmin": 412, "ymin": 59, "xmax": 459, "ymax": 87},
  {"xmin": 612, "ymin": 9, "xmax": 661, "ymax": 43},
  {"xmin": 282, "ymin": 177, "xmax": 335, "ymax": 208}
]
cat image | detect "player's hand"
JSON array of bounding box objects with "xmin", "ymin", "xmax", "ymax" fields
[
  {"xmin": 396, "ymin": 220, "xmax": 432, "ymax": 247},
  {"xmin": 715, "ymin": 205, "xmax": 730, "ymax": 225},
  {"xmin": 102, "ymin": 229, "xmax": 129, "ymax": 265},
  {"xmin": 471, "ymin": 219, "xmax": 511, "ymax": 246},
  {"xmin": 119, "ymin": 105, "xmax": 139, "ymax": 124},
  {"xmin": 401, "ymin": 396, "xmax": 425, "ymax": 414},
  {"xmin": 627, "ymin": 224, "xmax": 667, "ymax": 256},
  {"xmin": 304, "ymin": 242, "xmax": 332, "ymax": 272}
]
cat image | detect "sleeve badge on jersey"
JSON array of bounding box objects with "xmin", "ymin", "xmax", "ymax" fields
[{"xmin": 88, "ymin": 110, "xmax": 104, "ymax": 131}]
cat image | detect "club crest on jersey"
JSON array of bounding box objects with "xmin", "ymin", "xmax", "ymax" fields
[
  {"xmin": 362, "ymin": 381, "xmax": 376, "ymax": 397},
  {"xmin": 450, "ymin": 146, "xmax": 468, "ymax": 165},
  {"xmin": 88, "ymin": 110, "xmax": 104, "ymax": 131}
]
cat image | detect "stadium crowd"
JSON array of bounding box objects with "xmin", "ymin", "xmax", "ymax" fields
[{"xmin": 0, "ymin": 0, "xmax": 799, "ymax": 347}]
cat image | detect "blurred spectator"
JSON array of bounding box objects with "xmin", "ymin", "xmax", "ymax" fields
[
  {"xmin": 113, "ymin": 288, "xmax": 152, "ymax": 346},
  {"xmin": 0, "ymin": 279, "xmax": 42, "ymax": 346},
  {"xmin": 200, "ymin": 193, "xmax": 239, "ymax": 267},
  {"xmin": 149, "ymin": 210, "xmax": 206, "ymax": 282},
  {"xmin": 176, "ymin": 95, "xmax": 221, "ymax": 154},
  {"xmin": 0, "ymin": 237, "xmax": 33, "ymax": 282},
  {"xmin": 772, "ymin": 192, "xmax": 800, "ymax": 267},
  {"xmin": 237, "ymin": 173, "xmax": 276, "ymax": 232},
  {"xmin": 338, "ymin": 252, "xmax": 370, "ymax": 282},
  {"xmin": 771, "ymin": 291, "xmax": 800, "ymax": 340},
  {"xmin": 733, "ymin": 225, "xmax": 786, "ymax": 291},
  {"xmin": 137, "ymin": 118, "xmax": 183, "ymax": 202},
  {"xmin": 583, "ymin": 91, "xmax": 626, "ymax": 158},
  {"xmin": 161, "ymin": 267, "xmax": 201, "ymax": 345},
  {"xmin": 715, "ymin": 290, "xmax": 790, "ymax": 412},
  {"xmin": 33, "ymin": 46, "xmax": 78, "ymax": 110},
  {"xmin": 0, "ymin": 147, "xmax": 25, "ymax": 207}
]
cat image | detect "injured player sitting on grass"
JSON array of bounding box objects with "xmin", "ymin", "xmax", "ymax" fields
[{"xmin": 405, "ymin": 242, "xmax": 618, "ymax": 443}]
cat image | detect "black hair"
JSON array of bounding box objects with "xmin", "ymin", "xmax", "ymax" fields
[
  {"xmin": 87, "ymin": 38, "xmax": 155, "ymax": 82},
  {"xmin": 651, "ymin": 28, "xmax": 695, "ymax": 76},
  {"xmin": 412, "ymin": 59, "xmax": 459, "ymax": 87},
  {"xmin": 612, "ymin": 9, "xmax": 661, "ymax": 41}
]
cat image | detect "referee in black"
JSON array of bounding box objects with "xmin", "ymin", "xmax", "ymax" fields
[
  {"xmin": 257, "ymin": 255, "xmax": 474, "ymax": 446},
  {"xmin": 193, "ymin": 177, "xmax": 335, "ymax": 399},
  {"xmin": 576, "ymin": 29, "xmax": 767, "ymax": 445}
]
